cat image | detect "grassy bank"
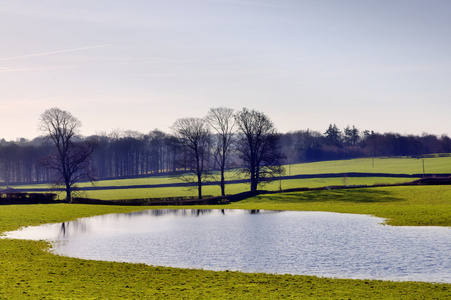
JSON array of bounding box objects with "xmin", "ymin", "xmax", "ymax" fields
[
  {"xmin": 287, "ymin": 156, "xmax": 451, "ymax": 175},
  {"xmin": 1, "ymin": 185, "xmax": 450, "ymax": 299},
  {"xmin": 82, "ymin": 176, "xmax": 414, "ymax": 200},
  {"xmin": 1, "ymin": 176, "xmax": 415, "ymax": 201},
  {"xmin": 3, "ymin": 156, "xmax": 450, "ymax": 201},
  {"xmin": 228, "ymin": 185, "xmax": 451, "ymax": 226}
]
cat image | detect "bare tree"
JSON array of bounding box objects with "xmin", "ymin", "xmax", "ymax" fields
[
  {"xmin": 235, "ymin": 108, "xmax": 285, "ymax": 192},
  {"xmin": 38, "ymin": 108, "xmax": 95, "ymax": 202},
  {"xmin": 205, "ymin": 107, "xmax": 235, "ymax": 196},
  {"xmin": 172, "ymin": 117, "xmax": 211, "ymax": 199}
]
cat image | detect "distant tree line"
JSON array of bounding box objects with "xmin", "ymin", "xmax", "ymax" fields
[
  {"xmin": 281, "ymin": 124, "xmax": 451, "ymax": 163},
  {"xmin": 0, "ymin": 107, "xmax": 285, "ymax": 200},
  {"xmin": 1, "ymin": 114, "xmax": 450, "ymax": 191}
]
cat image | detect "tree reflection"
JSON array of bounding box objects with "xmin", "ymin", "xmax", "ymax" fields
[
  {"xmin": 118, "ymin": 209, "xmax": 266, "ymax": 218},
  {"xmin": 123, "ymin": 209, "xmax": 218, "ymax": 218},
  {"xmin": 60, "ymin": 222, "xmax": 67, "ymax": 237},
  {"xmin": 58, "ymin": 221, "xmax": 87, "ymax": 238}
]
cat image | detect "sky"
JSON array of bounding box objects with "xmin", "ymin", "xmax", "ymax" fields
[{"xmin": 1, "ymin": 0, "xmax": 451, "ymax": 140}]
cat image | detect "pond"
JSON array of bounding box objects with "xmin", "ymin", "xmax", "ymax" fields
[{"xmin": 3, "ymin": 209, "xmax": 451, "ymax": 283}]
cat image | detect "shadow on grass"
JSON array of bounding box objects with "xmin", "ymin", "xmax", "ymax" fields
[{"xmin": 255, "ymin": 189, "xmax": 405, "ymax": 204}]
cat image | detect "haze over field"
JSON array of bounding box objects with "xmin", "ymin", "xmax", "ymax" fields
[{"xmin": 1, "ymin": 0, "xmax": 451, "ymax": 140}]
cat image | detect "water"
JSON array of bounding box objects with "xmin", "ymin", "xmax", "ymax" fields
[{"xmin": 3, "ymin": 209, "xmax": 451, "ymax": 283}]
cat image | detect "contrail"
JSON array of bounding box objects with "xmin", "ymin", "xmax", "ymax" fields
[{"xmin": 0, "ymin": 44, "xmax": 111, "ymax": 61}]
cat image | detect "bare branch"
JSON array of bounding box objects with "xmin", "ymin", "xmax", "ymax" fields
[
  {"xmin": 172, "ymin": 117, "xmax": 211, "ymax": 199},
  {"xmin": 38, "ymin": 108, "xmax": 95, "ymax": 202}
]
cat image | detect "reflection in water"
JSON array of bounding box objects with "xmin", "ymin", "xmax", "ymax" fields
[
  {"xmin": 113, "ymin": 209, "xmax": 265, "ymax": 219},
  {"xmin": 3, "ymin": 209, "xmax": 451, "ymax": 283},
  {"xmin": 125, "ymin": 209, "xmax": 215, "ymax": 218},
  {"xmin": 120, "ymin": 209, "xmax": 262, "ymax": 218},
  {"xmin": 58, "ymin": 221, "xmax": 88, "ymax": 238},
  {"xmin": 194, "ymin": 209, "xmax": 206, "ymax": 216},
  {"xmin": 60, "ymin": 222, "xmax": 66, "ymax": 237}
]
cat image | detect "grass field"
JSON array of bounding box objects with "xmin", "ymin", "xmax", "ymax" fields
[
  {"xmin": 81, "ymin": 176, "xmax": 415, "ymax": 200},
  {"xmin": 1, "ymin": 184, "xmax": 450, "ymax": 299},
  {"xmin": 231, "ymin": 185, "xmax": 451, "ymax": 227},
  {"xmin": 5, "ymin": 155, "xmax": 449, "ymax": 200},
  {"xmin": 287, "ymin": 156, "xmax": 451, "ymax": 176}
]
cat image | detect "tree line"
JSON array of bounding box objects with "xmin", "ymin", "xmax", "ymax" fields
[
  {"xmin": 1, "ymin": 107, "xmax": 284, "ymax": 201},
  {"xmin": 1, "ymin": 108, "xmax": 450, "ymax": 201},
  {"xmin": 281, "ymin": 124, "xmax": 451, "ymax": 162}
]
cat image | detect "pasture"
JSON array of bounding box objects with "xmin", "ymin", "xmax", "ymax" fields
[
  {"xmin": 288, "ymin": 156, "xmax": 451, "ymax": 175},
  {"xmin": 4, "ymin": 156, "xmax": 451, "ymax": 200},
  {"xmin": 0, "ymin": 156, "xmax": 450, "ymax": 298},
  {"xmin": 1, "ymin": 184, "xmax": 450, "ymax": 298}
]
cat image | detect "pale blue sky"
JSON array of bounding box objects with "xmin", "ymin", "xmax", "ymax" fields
[{"xmin": 1, "ymin": 0, "xmax": 451, "ymax": 140}]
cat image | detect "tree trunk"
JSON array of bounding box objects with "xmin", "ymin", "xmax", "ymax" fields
[
  {"xmin": 197, "ymin": 177, "xmax": 202, "ymax": 200},
  {"xmin": 250, "ymin": 179, "xmax": 258, "ymax": 192},
  {"xmin": 220, "ymin": 170, "xmax": 225, "ymax": 196},
  {"xmin": 65, "ymin": 185, "xmax": 71, "ymax": 203}
]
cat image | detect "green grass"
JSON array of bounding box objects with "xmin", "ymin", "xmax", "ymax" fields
[
  {"xmin": 2, "ymin": 156, "xmax": 449, "ymax": 192},
  {"xmin": 80, "ymin": 177, "xmax": 415, "ymax": 200},
  {"xmin": 287, "ymin": 156, "xmax": 451, "ymax": 176},
  {"xmin": 1, "ymin": 185, "xmax": 450, "ymax": 298},
  {"xmin": 229, "ymin": 185, "xmax": 451, "ymax": 227}
]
